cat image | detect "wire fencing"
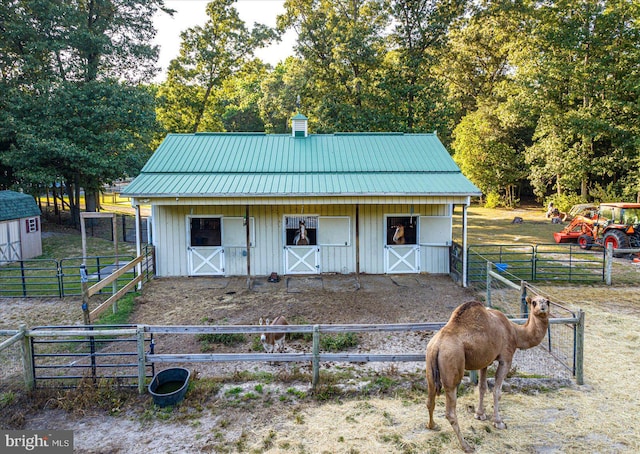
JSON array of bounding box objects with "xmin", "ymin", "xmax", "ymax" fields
[
  {"xmin": 0, "ymin": 246, "xmax": 154, "ymax": 298},
  {"xmin": 471, "ymin": 261, "xmax": 584, "ymax": 384}
]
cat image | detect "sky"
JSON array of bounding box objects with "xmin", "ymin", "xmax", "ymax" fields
[{"xmin": 152, "ymin": 0, "xmax": 296, "ymax": 80}]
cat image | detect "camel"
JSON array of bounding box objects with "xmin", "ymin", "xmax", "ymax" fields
[
  {"xmin": 425, "ymin": 295, "xmax": 550, "ymax": 452},
  {"xmin": 392, "ymin": 224, "xmax": 405, "ymax": 244}
]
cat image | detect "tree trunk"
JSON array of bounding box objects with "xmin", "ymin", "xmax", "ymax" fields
[{"xmin": 85, "ymin": 191, "xmax": 98, "ymax": 212}]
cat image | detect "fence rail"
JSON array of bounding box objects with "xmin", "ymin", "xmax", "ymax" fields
[{"xmin": 1, "ymin": 307, "xmax": 584, "ymax": 393}]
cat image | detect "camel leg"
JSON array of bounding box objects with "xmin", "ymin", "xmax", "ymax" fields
[
  {"xmin": 426, "ymin": 364, "xmax": 439, "ymax": 430},
  {"xmin": 491, "ymin": 360, "xmax": 510, "ymax": 429},
  {"xmin": 426, "ymin": 381, "xmax": 438, "ymax": 430},
  {"xmin": 474, "ymin": 367, "xmax": 488, "ymax": 421},
  {"xmin": 444, "ymin": 387, "xmax": 474, "ymax": 453}
]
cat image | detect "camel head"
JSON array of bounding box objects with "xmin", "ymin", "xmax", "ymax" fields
[{"xmin": 526, "ymin": 295, "xmax": 551, "ymax": 319}]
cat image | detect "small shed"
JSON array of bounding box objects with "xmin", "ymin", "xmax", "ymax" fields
[
  {"xmin": 123, "ymin": 115, "xmax": 481, "ymax": 282},
  {"xmin": 0, "ymin": 190, "xmax": 42, "ymax": 261}
]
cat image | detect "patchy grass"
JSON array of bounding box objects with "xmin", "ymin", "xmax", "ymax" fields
[
  {"xmin": 94, "ymin": 292, "xmax": 138, "ymax": 326},
  {"xmin": 455, "ymin": 205, "xmax": 561, "ymax": 246}
]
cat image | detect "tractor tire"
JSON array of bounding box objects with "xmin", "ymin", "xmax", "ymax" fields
[
  {"xmin": 578, "ymin": 234, "xmax": 593, "ymax": 250},
  {"xmin": 603, "ymin": 230, "xmax": 630, "ymax": 257}
]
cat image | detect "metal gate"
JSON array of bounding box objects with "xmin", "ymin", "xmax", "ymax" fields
[
  {"xmin": 385, "ymin": 245, "xmax": 420, "ymax": 273},
  {"xmin": 188, "ymin": 246, "xmax": 225, "ymax": 276},
  {"xmin": 30, "ymin": 325, "xmax": 155, "ymax": 389}
]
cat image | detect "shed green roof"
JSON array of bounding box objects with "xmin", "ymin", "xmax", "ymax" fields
[
  {"xmin": 123, "ymin": 133, "xmax": 481, "ymax": 198},
  {"xmin": 0, "ymin": 190, "xmax": 41, "ymax": 221}
]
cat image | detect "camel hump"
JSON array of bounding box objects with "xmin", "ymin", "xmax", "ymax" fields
[{"xmin": 451, "ymin": 301, "xmax": 485, "ymax": 322}]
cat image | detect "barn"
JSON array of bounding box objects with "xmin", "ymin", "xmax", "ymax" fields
[
  {"xmin": 122, "ymin": 115, "xmax": 481, "ymax": 282},
  {"xmin": 0, "ymin": 190, "xmax": 42, "ymax": 262}
]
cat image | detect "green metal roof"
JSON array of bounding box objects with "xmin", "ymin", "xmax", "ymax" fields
[
  {"xmin": 0, "ymin": 190, "xmax": 41, "ymax": 221},
  {"xmin": 123, "ymin": 132, "xmax": 481, "ymax": 198}
]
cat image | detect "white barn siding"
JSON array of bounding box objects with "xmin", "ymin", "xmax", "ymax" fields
[
  {"xmin": 358, "ymin": 204, "xmax": 384, "ymax": 274},
  {"xmin": 358, "ymin": 204, "xmax": 453, "ymax": 274},
  {"xmin": 151, "ymin": 200, "xmax": 458, "ymax": 277}
]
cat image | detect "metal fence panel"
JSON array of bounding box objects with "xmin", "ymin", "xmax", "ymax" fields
[
  {"xmin": 467, "ymin": 244, "xmax": 535, "ymax": 283},
  {"xmin": 0, "ymin": 259, "xmax": 60, "ymax": 297},
  {"xmin": 0, "ymin": 246, "xmax": 154, "ymax": 298},
  {"xmin": 59, "ymin": 255, "xmax": 135, "ymax": 297},
  {"xmin": 466, "ymin": 243, "xmax": 605, "ymax": 284},
  {"xmin": 30, "ymin": 325, "xmax": 154, "ymax": 389},
  {"xmin": 534, "ymin": 243, "xmax": 604, "ymax": 282}
]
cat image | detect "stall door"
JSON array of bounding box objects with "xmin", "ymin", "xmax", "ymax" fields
[
  {"xmin": 187, "ymin": 217, "xmax": 225, "ymax": 276},
  {"xmin": 284, "ymin": 215, "xmax": 320, "ymax": 274},
  {"xmin": 384, "ymin": 216, "xmax": 420, "ymax": 273}
]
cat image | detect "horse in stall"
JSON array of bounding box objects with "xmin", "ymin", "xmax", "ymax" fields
[
  {"xmin": 294, "ymin": 220, "xmax": 309, "ymax": 245},
  {"xmin": 392, "ymin": 224, "xmax": 406, "ymax": 244}
]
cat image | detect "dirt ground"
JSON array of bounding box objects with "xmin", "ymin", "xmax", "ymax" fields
[{"xmin": 2, "ymin": 274, "xmax": 640, "ymax": 453}]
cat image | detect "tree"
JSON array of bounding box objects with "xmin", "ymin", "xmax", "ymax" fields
[
  {"xmin": 383, "ymin": 0, "xmax": 468, "ymax": 135},
  {"xmin": 515, "ymin": 0, "xmax": 640, "ymax": 199},
  {"xmin": 278, "ymin": 0, "xmax": 389, "ymax": 132},
  {"xmin": 220, "ymin": 59, "xmax": 269, "ymax": 132},
  {"xmin": 0, "ymin": 0, "xmax": 169, "ymax": 224},
  {"xmin": 258, "ymin": 57, "xmax": 309, "ymax": 134},
  {"xmin": 453, "ymin": 100, "xmax": 527, "ymax": 206},
  {"xmin": 156, "ymin": 0, "xmax": 274, "ymax": 133}
]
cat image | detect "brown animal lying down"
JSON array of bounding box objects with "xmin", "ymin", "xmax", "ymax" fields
[{"xmin": 426, "ymin": 296, "xmax": 550, "ymax": 452}]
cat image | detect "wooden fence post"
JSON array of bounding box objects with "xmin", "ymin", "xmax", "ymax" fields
[
  {"xmin": 19, "ymin": 324, "xmax": 34, "ymax": 391},
  {"xmin": 575, "ymin": 310, "xmax": 585, "ymax": 385},
  {"xmin": 80, "ymin": 265, "xmax": 90, "ymax": 325},
  {"xmin": 520, "ymin": 282, "xmax": 528, "ymax": 316},
  {"xmin": 137, "ymin": 325, "xmax": 146, "ymax": 394},
  {"xmin": 312, "ymin": 325, "xmax": 320, "ymax": 389}
]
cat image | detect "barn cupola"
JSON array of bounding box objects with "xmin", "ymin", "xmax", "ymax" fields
[{"xmin": 291, "ymin": 113, "xmax": 308, "ymax": 138}]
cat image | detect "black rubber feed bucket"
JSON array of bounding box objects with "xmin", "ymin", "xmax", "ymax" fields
[{"xmin": 148, "ymin": 367, "xmax": 190, "ymax": 407}]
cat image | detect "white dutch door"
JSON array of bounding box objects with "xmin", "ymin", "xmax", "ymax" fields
[
  {"xmin": 384, "ymin": 216, "xmax": 420, "ymax": 273},
  {"xmin": 187, "ymin": 217, "xmax": 225, "ymax": 276},
  {"xmin": 284, "ymin": 216, "xmax": 320, "ymax": 274}
]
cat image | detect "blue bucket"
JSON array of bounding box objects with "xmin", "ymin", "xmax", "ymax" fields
[
  {"xmin": 149, "ymin": 367, "xmax": 190, "ymax": 407},
  {"xmin": 495, "ymin": 263, "xmax": 508, "ymax": 273}
]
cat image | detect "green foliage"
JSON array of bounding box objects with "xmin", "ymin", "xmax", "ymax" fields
[
  {"xmin": 320, "ymin": 332, "xmax": 359, "ymax": 351},
  {"xmin": 0, "ymin": 392, "xmax": 15, "ymax": 408},
  {"xmin": 2, "ymin": 0, "xmax": 639, "ymax": 206},
  {"xmin": 196, "ymin": 318, "xmax": 246, "ymax": 352},
  {"xmin": 545, "ymin": 193, "xmax": 587, "ymax": 214},
  {"xmin": 589, "ymin": 183, "xmax": 626, "ymax": 203},
  {"xmin": 0, "ymin": 0, "xmax": 163, "ymax": 221},
  {"xmin": 453, "ymin": 100, "xmax": 528, "ymax": 206},
  {"xmin": 484, "ymin": 192, "xmax": 502, "ymax": 209}
]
